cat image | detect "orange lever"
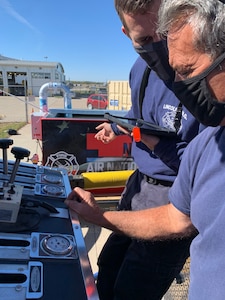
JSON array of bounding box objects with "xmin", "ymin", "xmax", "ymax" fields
[{"xmin": 132, "ymin": 127, "xmax": 141, "ymax": 142}]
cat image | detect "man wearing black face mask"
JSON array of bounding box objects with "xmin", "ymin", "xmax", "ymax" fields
[
  {"xmin": 172, "ymin": 53, "xmax": 225, "ymax": 127},
  {"xmin": 93, "ymin": 1, "xmax": 201, "ymax": 299},
  {"xmin": 156, "ymin": 0, "xmax": 225, "ymax": 128},
  {"xmin": 134, "ymin": 39, "xmax": 175, "ymax": 83}
]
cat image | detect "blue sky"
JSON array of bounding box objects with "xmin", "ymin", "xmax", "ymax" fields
[{"xmin": 0, "ymin": 0, "xmax": 138, "ymax": 82}]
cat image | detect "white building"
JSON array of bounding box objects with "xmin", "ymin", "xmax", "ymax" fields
[{"xmin": 0, "ymin": 55, "xmax": 65, "ymax": 96}]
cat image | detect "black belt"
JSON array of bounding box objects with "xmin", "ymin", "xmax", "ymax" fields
[{"xmin": 143, "ymin": 175, "xmax": 173, "ymax": 187}]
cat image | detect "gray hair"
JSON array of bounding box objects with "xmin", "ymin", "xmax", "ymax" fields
[
  {"xmin": 114, "ymin": 0, "xmax": 155, "ymax": 30},
  {"xmin": 157, "ymin": 0, "xmax": 225, "ymax": 59}
]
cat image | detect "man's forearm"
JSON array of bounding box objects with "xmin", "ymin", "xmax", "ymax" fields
[
  {"xmin": 97, "ymin": 204, "xmax": 195, "ymax": 240},
  {"xmin": 65, "ymin": 187, "xmax": 196, "ymax": 241}
]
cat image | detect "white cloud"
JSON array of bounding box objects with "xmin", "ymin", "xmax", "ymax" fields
[{"xmin": 0, "ymin": 0, "xmax": 38, "ymax": 32}]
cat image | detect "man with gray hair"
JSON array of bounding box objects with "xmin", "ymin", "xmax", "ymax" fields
[
  {"xmin": 66, "ymin": 0, "xmax": 225, "ymax": 298},
  {"xmin": 157, "ymin": 0, "xmax": 225, "ymax": 128}
]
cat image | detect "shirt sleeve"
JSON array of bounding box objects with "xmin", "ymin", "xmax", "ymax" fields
[
  {"xmin": 168, "ymin": 144, "xmax": 192, "ymax": 216},
  {"xmin": 153, "ymin": 136, "xmax": 187, "ymax": 172}
]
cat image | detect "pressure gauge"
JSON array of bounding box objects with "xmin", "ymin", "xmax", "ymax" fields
[
  {"xmin": 42, "ymin": 185, "xmax": 63, "ymax": 196},
  {"xmin": 41, "ymin": 234, "xmax": 73, "ymax": 256},
  {"xmin": 43, "ymin": 175, "xmax": 62, "ymax": 184}
]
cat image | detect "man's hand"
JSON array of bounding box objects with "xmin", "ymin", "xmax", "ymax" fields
[
  {"xmin": 65, "ymin": 187, "xmax": 104, "ymax": 225},
  {"xmin": 95, "ymin": 122, "xmax": 116, "ymax": 144}
]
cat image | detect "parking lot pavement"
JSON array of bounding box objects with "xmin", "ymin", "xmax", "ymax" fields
[
  {"xmin": 4, "ymin": 123, "xmax": 38, "ymax": 162},
  {"xmin": 0, "ymin": 95, "xmax": 88, "ymax": 123}
]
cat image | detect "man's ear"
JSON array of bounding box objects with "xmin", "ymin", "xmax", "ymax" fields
[{"xmin": 122, "ymin": 25, "xmax": 128, "ymax": 37}]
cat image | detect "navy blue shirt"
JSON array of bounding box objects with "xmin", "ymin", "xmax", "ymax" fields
[
  {"xmin": 169, "ymin": 126, "xmax": 225, "ymax": 299},
  {"xmin": 113, "ymin": 57, "xmax": 201, "ymax": 182}
]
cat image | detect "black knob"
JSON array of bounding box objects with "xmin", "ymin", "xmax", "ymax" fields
[
  {"xmin": 9, "ymin": 147, "xmax": 30, "ymax": 184},
  {"xmin": 0, "ymin": 139, "xmax": 13, "ymax": 175},
  {"xmin": 0, "ymin": 139, "xmax": 13, "ymax": 149},
  {"xmin": 11, "ymin": 147, "xmax": 30, "ymax": 160}
]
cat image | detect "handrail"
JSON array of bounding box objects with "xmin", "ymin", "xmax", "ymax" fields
[{"xmin": 39, "ymin": 82, "xmax": 72, "ymax": 112}]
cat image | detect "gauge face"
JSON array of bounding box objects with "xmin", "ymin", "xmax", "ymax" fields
[
  {"xmin": 41, "ymin": 235, "xmax": 73, "ymax": 256},
  {"xmin": 42, "ymin": 185, "xmax": 63, "ymax": 196},
  {"xmin": 43, "ymin": 175, "xmax": 61, "ymax": 184}
]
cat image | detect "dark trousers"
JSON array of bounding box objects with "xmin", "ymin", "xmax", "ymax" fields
[
  {"xmin": 97, "ymin": 233, "xmax": 191, "ymax": 300},
  {"xmin": 96, "ymin": 170, "xmax": 193, "ymax": 300}
]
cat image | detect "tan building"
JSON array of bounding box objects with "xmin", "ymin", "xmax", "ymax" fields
[
  {"xmin": 108, "ymin": 80, "xmax": 131, "ymax": 111},
  {"xmin": 0, "ymin": 55, "xmax": 65, "ymax": 97}
]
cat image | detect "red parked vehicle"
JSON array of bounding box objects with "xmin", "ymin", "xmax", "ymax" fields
[{"xmin": 87, "ymin": 94, "xmax": 108, "ymax": 109}]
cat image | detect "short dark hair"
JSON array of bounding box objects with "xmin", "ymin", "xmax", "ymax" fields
[{"xmin": 114, "ymin": 0, "xmax": 155, "ymax": 30}]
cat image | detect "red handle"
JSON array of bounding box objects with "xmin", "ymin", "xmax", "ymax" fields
[{"xmin": 132, "ymin": 127, "xmax": 141, "ymax": 142}]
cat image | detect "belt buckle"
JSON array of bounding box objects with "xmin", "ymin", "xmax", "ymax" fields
[{"xmin": 147, "ymin": 177, "xmax": 157, "ymax": 185}]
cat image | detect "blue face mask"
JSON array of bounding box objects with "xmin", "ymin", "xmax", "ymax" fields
[{"xmin": 134, "ymin": 40, "xmax": 175, "ymax": 82}]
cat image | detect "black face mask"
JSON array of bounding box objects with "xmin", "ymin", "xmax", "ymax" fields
[
  {"xmin": 134, "ymin": 40, "xmax": 175, "ymax": 82},
  {"xmin": 173, "ymin": 52, "xmax": 225, "ymax": 127}
]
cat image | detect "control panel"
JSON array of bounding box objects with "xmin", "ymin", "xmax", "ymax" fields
[
  {"xmin": 0, "ymin": 261, "xmax": 43, "ymax": 299},
  {"xmin": 0, "ymin": 138, "xmax": 98, "ymax": 300},
  {"xmin": 0, "ymin": 182, "xmax": 23, "ymax": 222},
  {"xmin": 35, "ymin": 166, "xmax": 69, "ymax": 198},
  {"xmin": 0, "ymin": 232, "xmax": 78, "ymax": 261}
]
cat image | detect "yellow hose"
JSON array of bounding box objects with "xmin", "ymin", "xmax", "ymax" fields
[{"xmin": 82, "ymin": 170, "xmax": 134, "ymax": 190}]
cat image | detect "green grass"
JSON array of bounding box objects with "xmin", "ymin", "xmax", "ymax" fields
[{"xmin": 0, "ymin": 122, "xmax": 27, "ymax": 138}]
